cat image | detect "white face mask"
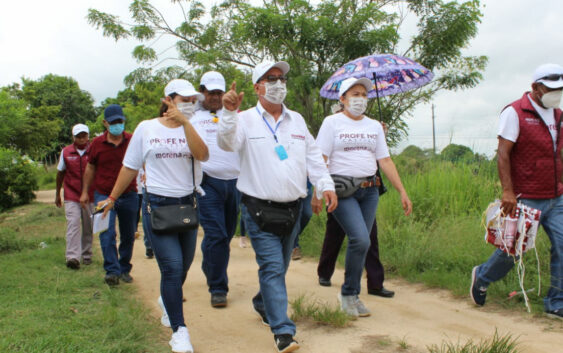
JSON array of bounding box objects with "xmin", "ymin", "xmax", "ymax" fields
[
  {"xmin": 177, "ymin": 102, "xmax": 197, "ymax": 118},
  {"xmin": 345, "ymin": 97, "xmax": 368, "ymax": 117},
  {"xmin": 263, "ymin": 81, "xmax": 287, "ymax": 105},
  {"xmin": 540, "ymin": 90, "xmax": 563, "ymax": 109}
]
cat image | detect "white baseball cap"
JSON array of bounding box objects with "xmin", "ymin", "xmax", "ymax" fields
[
  {"xmin": 339, "ymin": 77, "xmax": 373, "ymax": 97},
  {"xmin": 252, "ymin": 61, "xmax": 290, "ymax": 84},
  {"xmin": 200, "ymin": 71, "xmax": 226, "ymax": 92},
  {"xmin": 164, "ymin": 79, "xmax": 204, "ymax": 101},
  {"xmin": 72, "ymin": 124, "xmax": 89, "ymax": 136},
  {"xmin": 533, "ymin": 63, "xmax": 563, "ymax": 89}
]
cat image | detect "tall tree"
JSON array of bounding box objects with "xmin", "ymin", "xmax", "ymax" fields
[
  {"xmin": 0, "ymin": 89, "xmax": 61, "ymax": 160},
  {"xmin": 88, "ymin": 0, "xmax": 487, "ymax": 145},
  {"xmin": 13, "ymin": 74, "xmax": 97, "ymax": 148}
]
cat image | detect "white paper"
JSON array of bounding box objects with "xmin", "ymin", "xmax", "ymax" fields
[{"xmin": 92, "ymin": 212, "xmax": 110, "ymax": 234}]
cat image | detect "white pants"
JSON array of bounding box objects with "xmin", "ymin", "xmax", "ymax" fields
[{"xmin": 64, "ymin": 201, "xmax": 93, "ymax": 261}]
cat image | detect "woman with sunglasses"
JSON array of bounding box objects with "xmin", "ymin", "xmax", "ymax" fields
[
  {"xmin": 314, "ymin": 77, "xmax": 412, "ymax": 318},
  {"xmin": 97, "ymin": 79, "xmax": 208, "ymax": 353}
]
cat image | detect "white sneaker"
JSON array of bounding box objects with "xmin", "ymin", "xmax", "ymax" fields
[
  {"xmin": 169, "ymin": 326, "xmax": 193, "ymax": 353},
  {"xmin": 338, "ymin": 293, "xmax": 359, "ymax": 317},
  {"xmin": 158, "ymin": 296, "xmax": 171, "ymax": 328}
]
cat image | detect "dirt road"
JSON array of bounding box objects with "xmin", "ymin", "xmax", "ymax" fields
[{"xmin": 36, "ymin": 190, "xmax": 562, "ymax": 352}]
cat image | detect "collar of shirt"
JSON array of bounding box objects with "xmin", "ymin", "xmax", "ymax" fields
[
  {"xmin": 101, "ymin": 130, "xmax": 130, "ymax": 145},
  {"xmin": 255, "ymin": 102, "xmax": 291, "ymax": 124}
]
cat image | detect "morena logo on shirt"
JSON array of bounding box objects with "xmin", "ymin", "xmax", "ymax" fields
[{"xmin": 291, "ymin": 134, "xmax": 305, "ymax": 140}]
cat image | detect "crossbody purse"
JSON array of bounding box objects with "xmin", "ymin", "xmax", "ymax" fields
[{"xmin": 146, "ymin": 158, "xmax": 199, "ymax": 235}]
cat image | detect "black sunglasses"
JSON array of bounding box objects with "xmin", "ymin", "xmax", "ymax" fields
[
  {"xmin": 261, "ymin": 75, "xmax": 288, "ymax": 83},
  {"xmin": 537, "ymin": 74, "xmax": 563, "ymax": 81}
]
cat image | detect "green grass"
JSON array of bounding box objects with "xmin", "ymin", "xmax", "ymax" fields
[
  {"xmin": 290, "ymin": 293, "xmax": 352, "ymax": 327},
  {"xmin": 427, "ymin": 331, "xmax": 519, "ymax": 353},
  {"xmin": 299, "ymin": 157, "xmax": 552, "ymax": 315},
  {"xmin": 0, "ymin": 202, "xmax": 168, "ymax": 353},
  {"xmin": 37, "ymin": 165, "xmax": 57, "ymax": 190}
]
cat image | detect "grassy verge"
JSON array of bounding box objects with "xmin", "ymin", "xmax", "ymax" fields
[
  {"xmin": 299, "ymin": 157, "xmax": 552, "ymax": 315},
  {"xmin": 0, "ymin": 203, "xmax": 168, "ymax": 353},
  {"xmin": 36, "ymin": 165, "xmax": 57, "ymax": 190}
]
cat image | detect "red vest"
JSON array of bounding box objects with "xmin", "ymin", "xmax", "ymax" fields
[
  {"xmin": 509, "ymin": 93, "xmax": 563, "ymax": 199},
  {"xmin": 62, "ymin": 144, "xmax": 93, "ymax": 202}
]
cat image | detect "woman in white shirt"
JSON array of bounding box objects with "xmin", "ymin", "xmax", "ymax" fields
[
  {"xmin": 97, "ymin": 79, "xmax": 208, "ymax": 353},
  {"xmin": 315, "ymin": 77, "xmax": 412, "ymax": 318}
]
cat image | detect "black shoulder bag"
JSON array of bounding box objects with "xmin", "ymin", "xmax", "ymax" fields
[{"xmin": 147, "ymin": 158, "xmax": 199, "ymax": 235}]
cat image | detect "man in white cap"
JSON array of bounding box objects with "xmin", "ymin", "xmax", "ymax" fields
[
  {"xmin": 217, "ymin": 61, "xmax": 338, "ymax": 352},
  {"xmin": 191, "ymin": 71, "xmax": 241, "ymax": 308},
  {"xmin": 470, "ymin": 63, "xmax": 563, "ymax": 319},
  {"xmin": 55, "ymin": 123, "xmax": 94, "ymax": 269}
]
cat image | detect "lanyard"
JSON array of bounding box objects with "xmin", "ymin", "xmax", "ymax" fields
[{"xmin": 256, "ymin": 107, "xmax": 282, "ymax": 143}]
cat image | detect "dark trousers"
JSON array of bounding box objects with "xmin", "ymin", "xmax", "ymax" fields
[{"xmin": 317, "ymin": 212, "xmax": 385, "ymax": 290}]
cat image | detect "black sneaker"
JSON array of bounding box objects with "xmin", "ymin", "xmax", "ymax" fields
[
  {"xmin": 104, "ymin": 274, "xmax": 120, "ymax": 286},
  {"xmin": 470, "ymin": 266, "xmax": 487, "ymax": 306},
  {"xmin": 120, "ymin": 272, "xmax": 133, "ymax": 283},
  {"xmin": 66, "ymin": 258, "xmax": 80, "ymax": 270},
  {"xmin": 253, "ymin": 304, "xmax": 269, "ymax": 327},
  {"xmin": 318, "ymin": 277, "xmax": 331, "ymax": 287},
  {"xmin": 145, "ymin": 248, "xmax": 154, "ymax": 259},
  {"xmin": 274, "ymin": 334, "xmax": 299, "ymax": 353},
  {"xmin": 211, "ymin": 293, "xmax": 227, "ymax": 308},
  {"xmin": 546, "ymin": 309, "xmax": 563, "ymax": 320}
]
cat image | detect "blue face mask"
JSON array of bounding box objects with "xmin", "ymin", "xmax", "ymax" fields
[{"xmin": 108, "ymin": 123, "xmax": 125, "ymax": 136}]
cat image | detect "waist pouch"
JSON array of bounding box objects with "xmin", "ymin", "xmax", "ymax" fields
[
  {"xmin": 331, "ymin": 174, "xmax": 377, "ymax": 199},
  {"xmin": 241, "ymin": 194, "xmax": 300, "ymax": 237}
]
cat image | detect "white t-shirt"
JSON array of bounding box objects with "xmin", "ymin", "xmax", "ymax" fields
[
  {"xmin": 316, "ymin": 112, "xmax": 390, "ymax": 177},
  {"xmin": 191, "ymin": 109, "xmax": 240, "ymax": 180},
  {"xmin": 122, "ymin": 118, "xmax": 204, "ymax": 198},
  {"xmin": 498, "ymin": 94, "xmax": 558, "ymax": 147},
  {"xmin": 136, "ymin": 168, "xmax": 145, "ymax": 194},
  {"xmin": 57, "ymin": 148, "xmax": 86, "ymax": 172}
]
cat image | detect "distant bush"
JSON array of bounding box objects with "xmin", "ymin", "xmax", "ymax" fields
[{"xmin": 0, "ymin": 148, "xmax": 38, "ymax": 211}]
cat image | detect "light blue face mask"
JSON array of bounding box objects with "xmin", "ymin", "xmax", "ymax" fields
[{"xmin": 108, "ymin": 123, "xmax": 125, "ymax": 136}]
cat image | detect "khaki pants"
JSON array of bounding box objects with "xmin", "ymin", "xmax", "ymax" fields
[{"xmin": 64, "ymin": 201, "xmax": 93, "ymax": 261}]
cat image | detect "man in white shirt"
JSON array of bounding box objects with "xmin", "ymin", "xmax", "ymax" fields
[
  {"xmin": 191, "ymin": 71, "xmax": 241, "ymax": 308},
  {"xmin": 217, "ymin": 61, "xmax": 337, "ymax": 353},
  {"xmin": 470, "ymin": 63, "xmax": 563, "ymax": 319}
]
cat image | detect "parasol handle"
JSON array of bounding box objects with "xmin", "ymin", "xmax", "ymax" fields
[{"xmin": 373, "ymin": 72, "xmax": 384, "ymax": 122}]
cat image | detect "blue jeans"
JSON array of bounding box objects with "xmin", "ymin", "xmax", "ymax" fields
[
  {"xmin": 294, "ymin": 181, "xmax": 313, "ymax": 249},
  {"xmin": 197, "ymin": 175, "xmax": 239, "ymax": 294},
  {"xmin": 332, "ymin": 186, "xmax": 379, "ymax": 296},
  {"xmin": 476, "ymin": 195, "xmax": 563, "ymax": 312},
  {"xmin": 94, "ymin": 191, "xmax": 137, "ymax": 276},
  {"xmin": 137, "ymin": 192, "xmax": 152, "ymax": 250},
  {"xmin": 143, "ymin": 192, "xmax": 198, "ymax": 332},
  {"xmin": 241, "ymin": 202, "xmax": 302, "ymax": 336}
]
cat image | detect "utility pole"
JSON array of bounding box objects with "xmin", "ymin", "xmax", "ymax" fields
[{"xmin": 432, "ymin": 104, "xmax": 436, "ymax": 155}]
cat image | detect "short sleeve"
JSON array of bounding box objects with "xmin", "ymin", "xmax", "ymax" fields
[
  {"xmin": 374, "ymin": 122, "xmax": 390, "ymax": 160},
  {"xmin": 122, "ymin": 122, "xmax": 145, "ymax": 171},
  {"xmin": 315, "ymin": 118, "xmax": 334, "ymax": 158},
  {"xmin": 497, "ymin": 106, "xmax": 519, "ymax": 142},
  {"xmin": 56, "ymin": 151, "xmax": 66, "ymax": 171}
]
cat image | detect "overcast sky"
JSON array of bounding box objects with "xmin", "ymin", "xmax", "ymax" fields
[{"xmin": 1, "ymin": 0, "xmax": 562, "ymax": 156}]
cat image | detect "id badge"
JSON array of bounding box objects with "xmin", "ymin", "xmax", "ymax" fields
[{"xmin": 274, "ymin": 144, "xmax": 288, "ymax": 160}]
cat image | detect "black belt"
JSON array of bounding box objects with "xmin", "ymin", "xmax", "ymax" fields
[{"xmin": 241, "ymin": 193, "xmax": 300, "ymax": 209}]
